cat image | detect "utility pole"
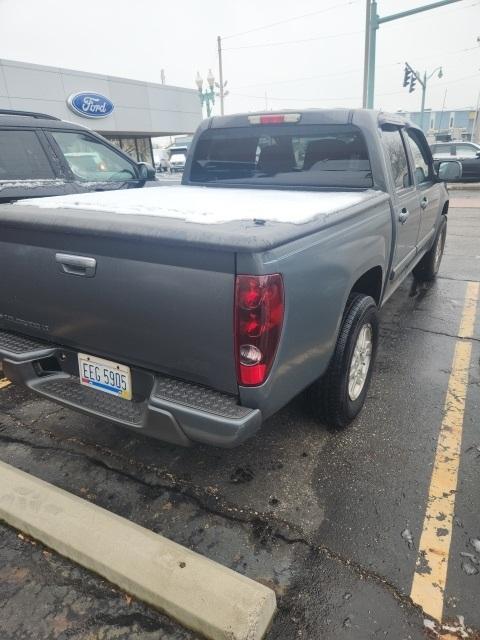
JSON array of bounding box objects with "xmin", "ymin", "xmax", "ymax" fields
[
  {"xmin": 364, "ymin": 0, "xmax": 463, "ymax": 109},
  {"xmin": 420, "ymin": 71, "xmax": 427, "ymax": 128},
  {"xmin": 437, "ymin": 88, "xmax": 448, "ymax": 135},
  {"xmin": 419, "ymin": 67, "xmax": 443, "ymax": 130},
  {"xmin": 472, "ymin": 89, "xmax": 480, "ymax": 143},
  {"xmin": 217, "ymin": 36, "xmax": 225, "ymax": 115},
  {"xmin": 362, "ymin": 0, "xmax": 371, "ymax": 108}
]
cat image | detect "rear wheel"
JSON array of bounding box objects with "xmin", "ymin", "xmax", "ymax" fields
[
  {"xmin": 307, "ymin": 293, "xmax": 379, "ymax": 428},
  {"xmin": 413, "ymin": 216, "xmax": 447, "ymax": 282}
]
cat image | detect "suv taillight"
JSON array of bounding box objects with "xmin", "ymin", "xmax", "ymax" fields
[{"xmin": 234, "ymin": 274, "xmax": 284, "ymax": 386}]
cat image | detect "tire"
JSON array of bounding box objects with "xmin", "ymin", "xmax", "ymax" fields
[
  {"xmin": 413, "ymin": 216, "xmax": 447, "ymax": 282},
  {"xmin": 307, "ymin": 293, "xmax": 379, "ymax": 428}
]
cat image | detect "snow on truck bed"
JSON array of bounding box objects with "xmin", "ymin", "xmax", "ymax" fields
[{"xmin": 18, "ymin": 185, "xmax": 380, "ymax": 225}]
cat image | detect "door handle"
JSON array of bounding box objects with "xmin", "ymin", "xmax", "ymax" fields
[
  {"xmin": 420, "ymin": 197, "xmax": 428, "ymax": 210},
  {"xmin": 398, "ymin": 207, "xmax": 410, "ymax": 224},
  {"xmin": 55, "ymin": 253, "xmax": 96, "ymax": 277}
]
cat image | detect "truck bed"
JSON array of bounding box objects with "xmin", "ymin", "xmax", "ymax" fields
[
  {"xmin": 6, "ymin": 185, "xmax": 386, "ymax": 251},
  {"xmin": 0, "ymin": 185, "xmax": 388, "ymax": 400}
]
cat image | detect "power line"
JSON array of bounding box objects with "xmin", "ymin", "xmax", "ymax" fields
[
  {"xmin": 231, "ymin": 91, "xmax": 360, "ymax": 102},
  {"xmin": 224, "ymin": 29, "xmax": 363, "ymax": 51},
  {"xmin": 230, "ymin": 72, "xmax": 479, "ymax": 104},
  {"xmin": 234, "ymin": 45, "xmax": 479, "ymax": 90},
  {"xmin": 222, "ymin": 0, "xmax": 360, "ymax": 40},
  {"xmin": 402, "ymin": 44, "xmax": 480, "ymax": 66},
  {"xmin": 235, "ymin": 68, "xmax": 363, "ymax": 90},
  {"xmin": 223, "ymin": 0, "xmax": 478, "ymax": 48}
]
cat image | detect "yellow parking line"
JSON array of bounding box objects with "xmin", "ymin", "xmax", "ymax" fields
[
  {"xmin": 410, "ymin": 281, "xmax": 479, "ymax": 622},
  {"xmin": 0, "ymin": 378, "xmax": 11, "ymax": 390}
]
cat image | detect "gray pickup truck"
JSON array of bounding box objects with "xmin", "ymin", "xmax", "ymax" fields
[{"xmin": 0, "ymin": 109, "xmax": 461, "ymax": 447}]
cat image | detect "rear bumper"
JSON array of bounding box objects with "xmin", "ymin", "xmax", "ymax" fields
[{"xmin": 0, "ymin": 329, "xmax": 262, "ymax": 448}]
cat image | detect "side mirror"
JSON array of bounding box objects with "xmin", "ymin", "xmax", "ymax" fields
[
  {"xmin": 476, "ymin": 150, "xmax": 480, "ymax": 158},
  {"xmin": 438, "ymin": 160, "xmax": 462, "ymax": 182},
  {"xmin": 137, "ymin": 162, "xmax": 157, "ymax": 181}
]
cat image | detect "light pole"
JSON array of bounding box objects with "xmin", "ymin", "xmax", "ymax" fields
[
  {"xmin": 216, "ymin": 36, "xmax": 229, "ymax": 115},
  {"xmin": 402, "ymin": 63, "xmax": 443, "ymax": 130},
  {"xmin": 364, "ymin": 0, "xmax": 462, "ymax": 108},
  {"xmin": 419, "ymin": 67, "xmax": 443, "ymax": 131},
  {"xmin": 195, "ymin": 69, "xmax": 216, "ymax": 117}
]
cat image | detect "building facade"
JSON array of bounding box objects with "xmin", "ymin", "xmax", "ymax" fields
[
  {"xmin": 0, "ymin": 58, "xmax": 202, "ymax": 165},
  {"xmin": 400, "ymin": 108, "xmax": 480, "ymax": 142}
]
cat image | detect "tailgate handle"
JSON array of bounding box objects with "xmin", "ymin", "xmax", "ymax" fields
[{"xmin": 55, "ymin": 253, "xmax": 96, "ymax": 277}]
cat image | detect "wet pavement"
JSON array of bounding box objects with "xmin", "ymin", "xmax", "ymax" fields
[{"xmin": 0, "ymin": 189, "xmax": 479, "ymax": 639}]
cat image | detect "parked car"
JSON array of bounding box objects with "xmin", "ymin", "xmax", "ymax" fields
[
  {"xmin": 430, "ymin": 140, "xmax": 480, "ymax": 182},
  {"xmin": 0, "ymin": 109, "xmax": 461, "ymax": 447},
  {"xmin": 0, "ymin": 109, "xmax": 157, "ymax": 203},
  {"xmin": 169, "ymin": 145, "xmax": 188, "ymax": 172}
]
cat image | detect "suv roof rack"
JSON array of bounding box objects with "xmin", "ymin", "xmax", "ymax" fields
[{"xmin": 0, "ymin": 108, "xmax": 61, "ymax": 121}]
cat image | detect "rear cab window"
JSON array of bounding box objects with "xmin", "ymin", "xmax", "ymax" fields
[
  {"xmin": 0, "ymin": 129, "xmax": 55, "ymax": 181},
  {"xmin": 49, "ymin": 130, "xmax": 138, "ymax": 182},
  {"xmin": 189, "ymin": 124, "xmax": 373, "ymax": 189}
]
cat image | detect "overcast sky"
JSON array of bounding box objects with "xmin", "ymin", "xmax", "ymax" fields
[{"xmin": 1, "ymin": 0, "xmax": 479, "ymax": 116}]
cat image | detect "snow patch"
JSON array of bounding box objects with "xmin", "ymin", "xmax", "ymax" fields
[
  {"xmin": 17, "ymin": 184, "xmax": 380, "ymax": 225},
  {"xmin": 0, "ymin": 179, "xmax": 65, "ymax": 191}
]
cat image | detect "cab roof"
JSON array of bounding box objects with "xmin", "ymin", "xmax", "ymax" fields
[{"xmin": 206, "ymin": 108, "xmax": 415, "ymax": 130}]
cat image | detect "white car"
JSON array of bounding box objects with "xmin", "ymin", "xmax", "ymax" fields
[{"xmin": 169, "ymin": 146, "xmax": 188, "ymax": 173}]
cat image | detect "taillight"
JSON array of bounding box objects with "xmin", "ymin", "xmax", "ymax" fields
[{"xmin": 234, "ymin": 274, "xmax": 284, "ymax": 386}]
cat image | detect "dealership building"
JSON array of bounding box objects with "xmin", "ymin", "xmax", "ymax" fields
[{"xmin": 0, "ymin": 58, "xmax": 202, "ymax": 165}]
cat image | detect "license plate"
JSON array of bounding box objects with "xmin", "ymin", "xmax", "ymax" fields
[{"xmin": 78, "ymin": 353, "xmax": 132, "ymax": 400}]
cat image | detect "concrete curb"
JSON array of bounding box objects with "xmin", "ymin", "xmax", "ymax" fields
[{"xmin": 0, "ymin": 460, "xmax": 276, "ymax": 640}]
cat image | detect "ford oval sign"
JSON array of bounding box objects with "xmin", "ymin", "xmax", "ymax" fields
[{"xmin": 67, "ymin": 92, "xmax": 114, "ymax": 119}]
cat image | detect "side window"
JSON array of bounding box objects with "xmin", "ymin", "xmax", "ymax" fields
[
  {"xmin": 0, "ymin": 129, "xmax": 55, "ymax": 180},
  {"xmin": 50, "ymin": 131, "xmax": 137, "ymax": 182},
  {"xmin": 380, "ymin": 128, "xmax": 411, "ymax": 190},
  {"xmin": 456, "ymin": 144, "xmax": 478, "ymax": 158},
  {"xmin": 432, "ymin": 144, "xmax": 454, "ymax": 157},
  {"xmin": 405, "ymin": 129, "xmax": 432, "ymax": 184}
]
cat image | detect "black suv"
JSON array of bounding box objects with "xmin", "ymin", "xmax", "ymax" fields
[{"xmin": 0, "ymin": 109, "xmax": 157, "ymax": 203}]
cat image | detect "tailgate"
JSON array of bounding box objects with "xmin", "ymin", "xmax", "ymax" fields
[{"xmin": 0, "ymin": 230, "xmax": 238, "ymax": 394}]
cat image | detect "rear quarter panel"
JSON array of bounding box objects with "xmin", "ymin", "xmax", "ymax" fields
[{"xmin": 237, "ymin": 197, "xmax": 392, "ymax": 417}]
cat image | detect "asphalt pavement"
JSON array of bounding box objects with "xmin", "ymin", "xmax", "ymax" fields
[{"xmin": 0, "ymin": 189, "xmax": 479, "ymax": 639}]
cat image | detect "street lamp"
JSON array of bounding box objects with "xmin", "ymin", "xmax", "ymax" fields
[
  {"xmin": 402, "ymin": 63, "xmax": 444, "ymax": 131},
  {"xmin": 195, "ymin": 69, "xmax": 215, "ymax": 118},
  {"xmin": 419, "ymin": 66, "xmax": 443, "ymax": 131}
]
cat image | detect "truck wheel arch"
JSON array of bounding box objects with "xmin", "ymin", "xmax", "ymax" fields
[
  {"xmin": 328, "ymin": 265, "xmax": 384, "ymax": 362},
  {"xmin": 326, "ymin": 264, "xmax": 383, "ymax": 370},
  {"xmin": 315, "ymin": 265, "xmax": 383, "ymax": 403},
  {"xmin": 350, "ymin": 265, "xmax": 384, "ymax": 306}
]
